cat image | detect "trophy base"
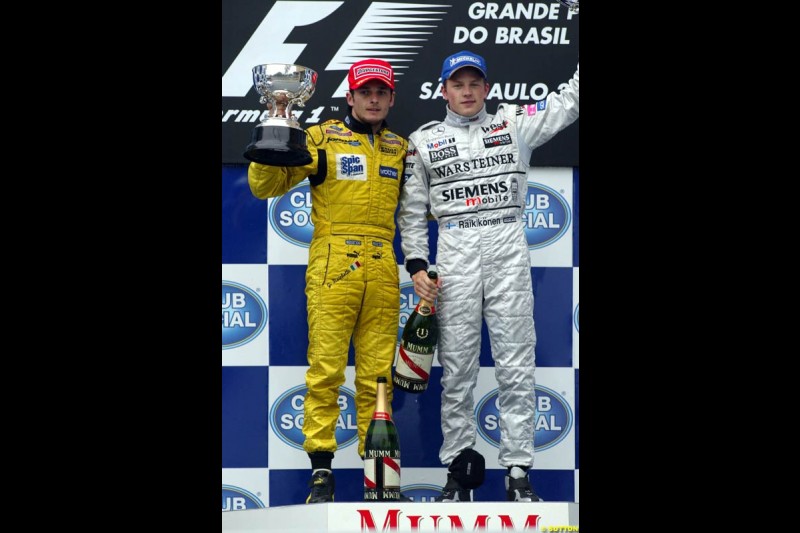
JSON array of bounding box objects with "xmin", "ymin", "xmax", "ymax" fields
[{"xmin": 244, "ymin": 124, "xmax": 312, "ymax": 167}]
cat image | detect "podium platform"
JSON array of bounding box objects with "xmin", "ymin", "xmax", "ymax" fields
[{"xmin": 222, "ymin": 501, "xmax": 578, "ymax": 532}]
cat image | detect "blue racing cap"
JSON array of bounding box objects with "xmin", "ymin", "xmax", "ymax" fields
[{"xmin": 440, "ymin": 51, "xmax": 488, "ymax": 81}]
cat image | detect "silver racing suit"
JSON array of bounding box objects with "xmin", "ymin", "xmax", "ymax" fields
[{"xmin": 397, "ymin": 65, "xmax": 578, "ymax": 468}]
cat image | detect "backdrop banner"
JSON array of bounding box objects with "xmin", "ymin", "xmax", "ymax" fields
[{"xmin": 222, "ymin": 0, "xmax": 579, "ymax": 166}]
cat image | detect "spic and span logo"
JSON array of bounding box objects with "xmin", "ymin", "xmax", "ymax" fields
[
  {"xmin": 476, "ymin": 385, "xmax": 573, "ymax": 451},
  {"xmin": 222, "ymin": 281, "xmax": 267, "ymax": 349},
  {"xmin": 269, "ymin": 182, "xmax": 314, "ymax": 247},
  {"xmin": 523, "ymin": 182, "xmax": 572, "ymax": 250},
  {"xmin": 269, "ymin": 384, "xmax": 358, "ymax": 450},
  {"xmin": 222, "ymin": 485, "xmax": 265, "ymax": 512}
]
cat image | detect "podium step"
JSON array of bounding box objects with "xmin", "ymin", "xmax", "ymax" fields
[{"xmin": 222, "ymin": 501, "xmax": 578, "ymax": 532}]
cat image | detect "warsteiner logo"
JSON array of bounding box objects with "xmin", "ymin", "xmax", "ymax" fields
[
  {"xmin": 269, "ymin": 182, "xmax": 314, "ymax": 248},
  {"xmin": 523, "ymin": 182, "xmax": 572, "ymax": 250},
  {"xmin": 476, "ymin": 385, "xmax": 573, "ymax": 451},
  {"xmin": 222, "ymin": 485, "xmax": 265, "ymax": 512},
  {"xmin": 269, "ymin": 384, "xmax": 358, "ymax": 450},
  {"xmin": 222, "ymin": 281, "xmax": 267, "ymax": 349}
]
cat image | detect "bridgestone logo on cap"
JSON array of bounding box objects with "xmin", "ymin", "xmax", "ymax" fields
[{"xmin": 355, "ymin": 67, "xmax": 391, "ymax": 78}]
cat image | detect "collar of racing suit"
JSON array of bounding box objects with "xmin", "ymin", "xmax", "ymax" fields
[
  {"xmin": 443, "ymin": 103, "xmax": 488, "ymax": 127},
  {"xmin": 343, "ymin": 110, "xmax": 388, "ymax": 135}
]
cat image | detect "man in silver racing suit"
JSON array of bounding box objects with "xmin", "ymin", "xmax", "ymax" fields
[{"xmin": 397, "ymin": 50, "xmax": 578, "ymax": 502}]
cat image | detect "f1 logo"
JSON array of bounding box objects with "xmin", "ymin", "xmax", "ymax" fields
[{"xmin": 221, "ymin": 1, "xmax": 344, "ymax": 97}]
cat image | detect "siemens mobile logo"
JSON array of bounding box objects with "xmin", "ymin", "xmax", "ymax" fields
[
  {"xmin": 400, "ymin": 483, "xmax": 443, "ymax": 502},
  {"xmin": 222, "ymin": 281, "xmax": 267, "ymax": 349},
  {"xmin": 523, "ymin": 182, "xmax": 572, "ymax": 250},
  {"xmin": 269, "ymin": 182, "xmax": 314, "ymax": 247},
  {"xmin": 476, "ymin": 385, "xmax": 573, "ymax": 451},
  {"xmin": 574, "ymin": 303, "xmax": 579, "ymax": 333},
  {"xmin": 222, "ymin": 485, "xmax": 265, "ymax": 512},
  {"xmin": 442, "ymin": 181, "xmax": 509, "ymax": 204},
  {"xmin": 483, "ymin": 133, "xmax": 512, "ymax": 148},
  {"xmin": 269, "ymin": 384, "xmax": 358, "ymax": 450}
]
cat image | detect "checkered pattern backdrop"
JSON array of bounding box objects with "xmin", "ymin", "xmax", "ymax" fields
[{"xmin": 222, "ymin": 164, "xmax": 579, "ymax": 509}]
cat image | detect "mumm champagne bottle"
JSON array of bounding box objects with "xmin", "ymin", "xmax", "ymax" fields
[
  {"xmin": 363, "ymin": 377, "xmax": 401, "ymax": 501},
  {"xmin": 394, "ymin": 270, "xmax": 439, "ymax": 393}
]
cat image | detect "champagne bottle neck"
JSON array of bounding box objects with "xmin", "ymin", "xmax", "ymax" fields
[
  {"xmin": 416, "ymin": 300, "xmax": 435, "ymax": 315},
  {"xmin": 375, "ymin": 380, "xmax": 389, "ymax": 417}
]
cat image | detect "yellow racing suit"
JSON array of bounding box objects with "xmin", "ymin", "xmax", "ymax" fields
[{"xmin": 249, "ymin": 113, "xmax": 407, "ymax": 458}]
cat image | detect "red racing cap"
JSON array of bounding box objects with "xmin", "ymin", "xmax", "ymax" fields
[{"xmin": 348, "ymin": 59, "xmax": 395, "ymax": 90}]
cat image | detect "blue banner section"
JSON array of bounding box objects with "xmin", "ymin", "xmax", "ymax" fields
[
  {"xmin": 532, "ymin": 267, "xmax": 574, "ymax": 367},
  {"xmin": 391, "ymin": 367, "xmax": 446, "ymax": 466},
  {"xmin": 575, "ymin": 368, "xmax": 580, "ymax": 471},
  {"xmin": 267, "ymin": 265, "xmax": 310, "ymax": 364},
  {"xmin": 223, "ymin": 165, "xmax": 268, "ymax": 264},
  {"xmin": 223, "ymin": 153, "xmax": 578, "ymax": 505},
  {"xmin": 393, "ymin": 219, "xmax": 441, "ymax": 268},
  {"xmin": 222, "ymin": 366, "xmax": 269, "ymax": 468},
  {"xmin": 573, "ymin": 167, "xmax": 580, "ymax": 267},
  {"xmin": 476, "ymin": 267, "xmax": 573, "ymax": 368}
]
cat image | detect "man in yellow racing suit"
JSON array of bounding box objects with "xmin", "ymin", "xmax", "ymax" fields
[{"xmin": 248, "ymin": 59, "xmax": 407, "ymax": 504}]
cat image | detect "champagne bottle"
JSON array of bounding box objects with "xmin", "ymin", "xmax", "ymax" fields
[
  {"xmin": 363, "ymin": 376, "xmax": 401, "ymax": 501},
  {"xmin": 394, "ymin": 270, "xmax": 439, "ymax": 393}
]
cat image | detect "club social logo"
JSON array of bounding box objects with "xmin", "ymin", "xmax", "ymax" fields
[
  {"xmin": 269, "ymin": 384, "xmax": 358, "ymax": 450},
  {"xmin": 523, "ymin": 182, "xmax": 571, "ymax": 250},
  {"xmin": 476, "ymin": 385, "xmax": 573, "ymax": 451},
  {"xmin": 222, "ymin": 281, "xmax": 267, "ymax": 349}
]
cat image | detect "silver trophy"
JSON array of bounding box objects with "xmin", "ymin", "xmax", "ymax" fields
[{"xmin": 244, "ymin": 64, "xmax": 318, "ymax": 166}]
